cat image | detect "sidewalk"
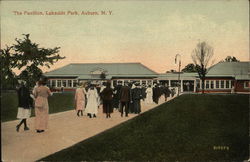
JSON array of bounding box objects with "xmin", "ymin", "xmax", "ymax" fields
[{"xmin": 2, "ymin": 96, "xmax": 170, "ymax": 162}]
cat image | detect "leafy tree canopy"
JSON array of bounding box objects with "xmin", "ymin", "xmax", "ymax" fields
[
  {"xmin": 181, "ymin": 63, "xmax": 198, "ymax": 72},
  {"xmin": 1, "ymin": 34, "xmax": 65, "ymax": 88},
  {"xmin": 224, "ymin": 56, "xmax": 240, "ymax": 62},
  {"xmin": 12, "ymin": 34, "xmax": 64, "ymax": 69},
  {"xmin": 166, "ymin": 69, "xmax": 176, "ymax": 73},
  {"xmin": 0, "ymin": 46, "xmax": 17, "ymax": 89}
]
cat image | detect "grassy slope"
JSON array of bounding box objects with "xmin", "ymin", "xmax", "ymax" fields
[
  {"xmin": 1, "ymin": 92, "xmax": 75, "ymax": 122},
  {"xmin": 41, "ymin": 94, "xmax": 249, "ymax": 161}
]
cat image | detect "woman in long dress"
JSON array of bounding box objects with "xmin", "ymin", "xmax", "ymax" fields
[
  {"xmin": 145, "ymin": 85, "xmax": 153, "ymax": 104},
  {"xmin": 85, "ymin": 84, "xmax": 99, "ymax": 118},
  {"xmin": 34, "ymin": 78, "xmax": 52, "ymax": 133},
  {"xmin": 100, "ymin": 82, "xmax": 113, "ymax": 118},
  {"xmin": 16, "ymin": 81, "xmax": 33, "ymax": 132},
  {"xmin": 74, "ymin": 82, "xmax": 86, "ymax": 117}
]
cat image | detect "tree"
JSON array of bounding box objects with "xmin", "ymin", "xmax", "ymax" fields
[
  {"xmin": 100, "ymin": 72, "xmax": 106, "ymax": 80},
  {"xmin": 11, "ymin": 34, "xmax": 65, "ymax": 87},
  {"xmin": 224, "ymin": 56, "xmax": 239, "ymax": 62},
  {"xmin": 0, "ymin": 46, "xmax": 18, "ymax": 89},
  {"xmin": 191, "ymin": 41, "xmax": 214, "ymax": 94},
  {"xmin": 181, "ymin": 63, "xmax": 198, "ymax": 72},
  {"xmin": 166, "ymin": 69, "xmax": 176, "ymax": 73}
]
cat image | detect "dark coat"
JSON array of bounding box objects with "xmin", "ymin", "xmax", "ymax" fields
[
  {"xmin": 101, "ymin": 87, "xmax": 113, "ymax": 101},
  {"xmin": 162, "ymin": 87, "xmax": 171, "ymax": 97},
  {"xmin": 141, "ymin": 87, "xmax": 147, "ymax": 99},
  {"xmin": 100, "ymin": 87, "xmax": 114, "ymax": 113},
  {"xmin": 153, "ymin": 86, "xmax": 161, "ymax": 104},
  {"xmin": 132, "ymin": 87, "xmax": 142, "ymax": 100},
  {"xmin": 131, "ymin": 88, "xmax": 142, "ymax": 113},
  {"xmin": 17, "ymin": 86, "xmax": 33, "ymax": 109},
  {"xmin": 120, "ymin": 86, "xmax": 130, "ymax": 102},
  {"xmin": 113, "ymin": 85, "xmax": 122, "ymax": 108}
]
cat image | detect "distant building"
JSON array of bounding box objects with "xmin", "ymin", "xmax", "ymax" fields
[
  {"xmin": 44, "ymin": 62, "xmax": 249, "ymax": 93},
  {"xmin": 202, "ymin": 62, "xmax": 249, "ymax": 93},
  {"xmin": 44, "ymin": 63, "xmax": 158, "ymax": 91}
]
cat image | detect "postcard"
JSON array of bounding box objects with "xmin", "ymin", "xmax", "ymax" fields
[{"xmin": 1, "ymin": 0, "xmax": 249, "ymax": 161}]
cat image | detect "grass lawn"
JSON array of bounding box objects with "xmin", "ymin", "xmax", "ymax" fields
[
  {"xmin": 40, "ymin": 94, "xmax": 249, "ymax": 161},
  {"xmin": 1, "ymin": 92, "xmax": 75, "ymax": 122}
]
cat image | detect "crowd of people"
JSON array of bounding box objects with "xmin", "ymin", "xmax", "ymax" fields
[
  {"xmin": 15, "ymin": 78, "xmax": 176, "ymax": 133},
  {"xmin": 74, "ymin": 81, "xmax": 175, "ymax": 118}
]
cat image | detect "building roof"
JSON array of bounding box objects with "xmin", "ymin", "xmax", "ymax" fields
[
  {"xmin": 44, "ymin": 63, "xmax": 158, "ymax": 78},
  {"xmin": 207, "ymin": 62, "xmax": 250, "ymax": 80},
  {"xmin": 44, "ymin": 62, "xmax": 250, "ymax": 80}
]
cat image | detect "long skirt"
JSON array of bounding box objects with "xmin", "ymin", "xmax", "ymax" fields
[
  {"xmin": 133, "ymin": 100, "xmax": 141, "ymax": 114},
  {"xmin": 17, "ymin": 107, "xmax": 31, "ymax": 119},
  {"xmin": 145, "ymin": 94, "xmax": 153, "ymax": 104},
  {"xmin": 103, "ymin": 100, "xmax": 113, "ymax": 114},
  {"xmin": 85, "ymin": 99, "xmax": 98, "ymax": 115},
  {"xmin": 35, "ymin": 106, "xmax": 49, "ymax": 130}
]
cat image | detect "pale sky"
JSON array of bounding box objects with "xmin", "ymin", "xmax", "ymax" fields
[{"xmin": 1, "ymin": 0, "xmax": 249, "ymax": 73}]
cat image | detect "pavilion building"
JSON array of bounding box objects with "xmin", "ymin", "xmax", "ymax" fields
[{"xmin": 44, "ymin": 62, "xmax": 249, "ymax": 93}]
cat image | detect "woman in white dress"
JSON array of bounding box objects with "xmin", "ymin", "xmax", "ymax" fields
[
  {"xmin": 145, "ymin": 85, "xmax": 153, "ymax": 104},
  {"xmin": 85, "ymin": 84, "xmax": 99, "ymax": 118}
]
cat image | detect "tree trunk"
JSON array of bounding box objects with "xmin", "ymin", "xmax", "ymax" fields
[{"xmin": 201, "ymin": 78, "xmax": 205, "ymax": 94}]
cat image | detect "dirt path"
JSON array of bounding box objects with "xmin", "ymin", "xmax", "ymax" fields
[{"xmin": 2, "ymin": 96, "xmax": 170, "ymax": 162}]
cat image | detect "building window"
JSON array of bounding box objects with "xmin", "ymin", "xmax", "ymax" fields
[
  {"xmin": 205, "ymin": 80, "xmax": 209, "ymax": 89},
  {"xmin": 57, "ymin": 80, "xmax": 62, "ymax": 87},
  {"xmin": 68, "ymin": 80, "xmax": 72, "ymax": 87},
  {"xmin": 47, "ymin": 80, "xmax": 51, "ymax": 87},
  {"xmin": 220, "ymin": 80, "xmax": 225, "ymax": 89},
  {"xmin": 244, "ymin": 81, "xmax": 249, "ymax": 88},
  {"xmin": 62, "ymin": 80, "xmax": 67, "ymax": 87},
  {"xmin": 147, "ymin": 80, "xmax": 152, "ymax": 86},
  {"xmin": 231, "ymin": 81, "xmax": 234, "ymax": 88},
  {"xmin": 124, "ymin": 80, "xmax": 129, "ymax": 85},
  {"xmin": 210, "ymin": 80, "xmax": 214, "ymax": 89},
  {"xmin": 225, "ymin": 80, "xmax": 230, "ymax": 88},
  {"xmin": 113, "ymin": 80, "xmax": 117, "ymax": 87},
  {"xmin": 216, "ymin": 80, "xmax": 219, "ymax": 89},
  {"xmin": 52, "ymin": 80, "xmax": 56, "ymax": 87},
  {"xmin": 73, "ymin": 80, "xmax": 77, "ymax": 87},
  {"xmin": 196, "ymin": 79, "xmax": 200, "ymax": 89}
]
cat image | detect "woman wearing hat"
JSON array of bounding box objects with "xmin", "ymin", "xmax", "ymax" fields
[
  {"xmin": 74, "ymin": 82, "xmax": 87, "ymax": 116},
  {"xmin": 16, "ymin": 80, "xmax": 33, "ymax": 132},
  {"xmin": 34, "ymin": 77, "xmax": 52, "ymax": 133}
]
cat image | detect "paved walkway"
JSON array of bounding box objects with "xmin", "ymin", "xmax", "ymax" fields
[{"xmin": 2, "ymin": 96, "xmax": 171, "ymax": 162}]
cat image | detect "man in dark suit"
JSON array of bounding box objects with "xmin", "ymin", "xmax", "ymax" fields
[{"xmin": 119, "ymin": 82, "xmax": 130, "ymax": 117}]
